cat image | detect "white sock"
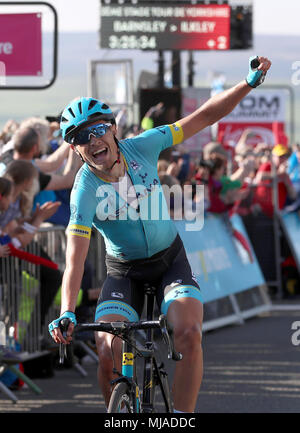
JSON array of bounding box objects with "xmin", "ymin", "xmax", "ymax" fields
[{"xmin": 174, "ymin": 409, "xmax": 187, "ymax": 413}]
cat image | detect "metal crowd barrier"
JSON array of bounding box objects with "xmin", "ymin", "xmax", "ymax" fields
[
  {"xmin": 35, "ymin": 225, "xmax": 105, "ymax": 345},
  {"xmin": 0, "ymin": 242, "xmax": 41, "ymax": 354},
  {"xmin": 34, "ymin": 224, "xmax": 67, "ymax": 345},
  {"xmin": 0, "ymin": 225, "xmax": 68, "ymax": 355}
]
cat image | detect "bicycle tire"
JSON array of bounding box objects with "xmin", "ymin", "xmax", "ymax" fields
[{"xmin": 108, "ymin": 382, "xmax": 135, "ymax": 413}]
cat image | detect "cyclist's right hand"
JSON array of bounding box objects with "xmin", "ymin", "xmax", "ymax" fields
[{"xmin": 48, "ymin": 311, "xmax": 77, "ymax": 344}]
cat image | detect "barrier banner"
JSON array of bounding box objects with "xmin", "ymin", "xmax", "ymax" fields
[
  {"xmin": 175, "ymin": 213, "xmax": 265, "ymax": 303},
  {"xmin": 280, "ymin": 211, "xmax": 300, "ymax": 270},
  {"xmin": 0, "ymin": 13, "xmax": 42, "ymax": 76}
]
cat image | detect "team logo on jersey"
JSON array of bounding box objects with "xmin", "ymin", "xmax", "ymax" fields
[
  {"xmin": 70, "ymin": 204, "xmax": 83, "ymax": 222},
  {"xmin": 156, "ymin": 126, "xmax": 166, "ymax": 134},
  {"xmin": 139, "ymin": 172, "xmax": 148, "ymax": 184},
  {"xmin": 173, "ymin": 289, "xmax": 189, "ymax": 298},
  {"xmin": 130, "ymin": 160, "xmax": 142, "ymax": 171},
  {"xmin": 111, "ymin": 292, "xmax": 124, "ymax": 299}
]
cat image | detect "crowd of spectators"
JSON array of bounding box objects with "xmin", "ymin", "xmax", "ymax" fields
[{"xmin": 0, "ymin": 103, "xmax": 300, "ymax": 354}]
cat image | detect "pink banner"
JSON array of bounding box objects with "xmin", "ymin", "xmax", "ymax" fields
[{"xmin": 0, "ymin": 13, "xmax": 42, "ymax": 76}]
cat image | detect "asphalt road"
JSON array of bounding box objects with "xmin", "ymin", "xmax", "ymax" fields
[{"xmin": 1, "ymin": 306, "xmax": 300, "ymax": 414}]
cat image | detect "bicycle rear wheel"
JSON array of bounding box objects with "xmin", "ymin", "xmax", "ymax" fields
[{"xmin": 108, "ymin": 382, "xmax": 135, "ymax": 413}]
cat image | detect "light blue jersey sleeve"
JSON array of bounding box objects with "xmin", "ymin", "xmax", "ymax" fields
[
  {"xmin": 122, "ymin": 123, "xmax": 184, "ymax": 165},
  {"xmin": 67, "ymin": 166, "xmax": 98, "ymax": 240}
]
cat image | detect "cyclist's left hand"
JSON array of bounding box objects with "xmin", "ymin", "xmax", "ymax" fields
[
  {"xmin": 48, "ymin": 311, "xmax": 77, "ymax": 344},
  {"xmin": 246, "ymin": 56, "xmax": 272, "ymax": 88}
]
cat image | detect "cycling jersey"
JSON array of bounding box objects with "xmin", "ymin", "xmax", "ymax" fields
[{"xmin": 67, "ymin": 123, "xmax": 184, "ymax": 260}]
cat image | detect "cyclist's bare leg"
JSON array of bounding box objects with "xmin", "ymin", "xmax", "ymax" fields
[
  {"xmin": 166, "ymin": 298, "xmax": 203, "ymax": 413},
  {"xmin": 94, "ymin": 314, "xmax": 129, "ymax": 408}
]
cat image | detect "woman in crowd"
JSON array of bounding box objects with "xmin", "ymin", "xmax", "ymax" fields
[{"xmin": 0, "ymin": 177, "xmax": 13, "ymax": 257}]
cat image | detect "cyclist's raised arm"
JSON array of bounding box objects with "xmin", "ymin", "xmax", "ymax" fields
[{"xmin": 177, "ymin": 56, "xmax": 271, "ymax": 141}]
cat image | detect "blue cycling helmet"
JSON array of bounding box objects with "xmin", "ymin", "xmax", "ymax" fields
[{"xmin": 60, "ymin": 97, "xmax": 115, "ymax": 143}]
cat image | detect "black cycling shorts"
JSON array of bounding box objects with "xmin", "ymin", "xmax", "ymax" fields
[{"xmin": 95, "ymin": 234, "xmax": 203, "ymax": 322}]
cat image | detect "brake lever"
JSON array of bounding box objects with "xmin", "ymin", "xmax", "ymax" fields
[
  {"xmin": 159, "ymin": 315, "xmax": 183, "ymax": 362},
  {"xmin": 159, "ymin": 315, "xmax": 174, "ymax": 360},
  {"xmin": 59, "ymin": 318, "xmax": 71, "ymax": 364}
]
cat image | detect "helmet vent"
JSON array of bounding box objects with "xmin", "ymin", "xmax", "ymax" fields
[
  {"xmin": 68, "ymin": 107, "xmax": 75, "ymax": 118},
  {"xmin": 78, "ymin": 102, "xmax": 82, "ymax": 114},
  {"xmin": 101, "ymin": 103, "xmax": 109, "ymax": 110},
  {"xmin": 88, "ymin": 99, "xmax": 98, "ymax": 110},
  {"xmin": 61, "ymin": 116, "xmax": 69, "ymax": 123}
]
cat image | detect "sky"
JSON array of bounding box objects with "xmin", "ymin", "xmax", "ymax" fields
[{"xmin": 3, "ymin": 0, "xmax": 300, "ymax": 35}]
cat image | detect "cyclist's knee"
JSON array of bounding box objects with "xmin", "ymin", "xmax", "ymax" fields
[
  {"xmin": 94, "ymin": 314, "xmax": 126, "ymax": 365},
  {"xmin": 173, "ymin": 322, "xmax": 202, "ymax": 354}
]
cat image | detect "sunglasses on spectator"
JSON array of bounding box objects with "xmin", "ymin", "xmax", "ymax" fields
[{"xmin": 71, "ymin": 123, "xmax": 112, "ymax": 145}]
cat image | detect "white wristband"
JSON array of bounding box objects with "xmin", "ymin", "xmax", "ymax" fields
[
  {"xmin": 11, "ymin": 238, "xmax": 22, "ymax": 248},
  {"xmin": 22, "ymin": 222, "xmax": 37, "ymax": 234}
]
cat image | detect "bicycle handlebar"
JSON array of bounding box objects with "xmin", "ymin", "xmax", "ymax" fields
[{"xmin": 58, "ymin": 315, "xmax": 182, "ymax": 363}]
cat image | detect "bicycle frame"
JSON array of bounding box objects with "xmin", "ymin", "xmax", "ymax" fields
[
  {"xmin": 59, "ymin": 285, "xmax": 180, "ymax": 413},
  {"xmin": 111, "ymin": 285, "xmax": 172, "ymax": 413}
]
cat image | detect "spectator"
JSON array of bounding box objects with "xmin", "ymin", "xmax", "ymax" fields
[
  {"xmin": 158, "ymin": 172, "xmax": 183, "ymax": 219},
  {"xmin": 1, "ymin": 160, "xmax": 61, "ymax": 244},
  {"xmin": 157, "ymin": 159, "xmax": 169, "ymax": 174},
  {"xmin": 0, "ymin": 125, "xmax": 81, "ymax": 225},
  {"xmin": 0, "ymin": 119, "xmax": 19, "ymax": 151},
  {"xmin": 203, "ymin": 140, "xmax": 228, "ymax": 162},
  {"xmin": 20, "ymin": 117, "xmax": 51, "ymax": 156},
  {"xmin": 0, "ymin": 176, "xmax": 13, "ymax": 213},
  {"xmin": 2, "ymin": 160, "xmax": 62, "ymax": 327},
  {"xmin": 0, "ymin": 177, "xmax": 13, "ymax": 257},
  {"xmin": 12, "ymin": 126, "xmax": 80, "ymax": 192},
  {"xmin": 195, "ymin": 157, "xmax": 245, "ymax": 214},
  {"xmin": 141, "ymin": 102, "xmax": 165, "ymax": 131},
  {"xmin": 253, "ymin": 144, "xmax": 297, "ymax": 217},
  {"xmin": 203, "ymin": 140, "xmax": 255, "ymax": 184}
]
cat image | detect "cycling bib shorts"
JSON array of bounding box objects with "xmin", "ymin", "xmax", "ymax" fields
[{"xmin": 95, "ymin": 234, "xmax": 203, "ymax": 322}]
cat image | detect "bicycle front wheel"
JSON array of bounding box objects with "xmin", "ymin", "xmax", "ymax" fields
[{"xmin": 108, "ymin": 382, "xmax": 136, "ymax": 413}]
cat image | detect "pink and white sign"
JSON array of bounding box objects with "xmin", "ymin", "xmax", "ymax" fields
[
  {"xmin": 0, "ymin": 13, "xmax": 42, "ymax": 76},
  {"xmin": 217, "ymin": 90, "xmax": 288, "ymax": 147}
]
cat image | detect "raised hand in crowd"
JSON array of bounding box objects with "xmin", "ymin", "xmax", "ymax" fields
[
  {"xmin": 34, "ymin": 141, "xmax": 70, "ymax": 174},
  {"xmin": 5, "ymin": 201, "xmax": 61, "ymax": 248},
  {"xmin": 0, "ymin": 243, "xmax": 11, "ymax": 257},
  {"xmin": 31, "ymin": 201, "xmax": 62, "ymax": 225}
]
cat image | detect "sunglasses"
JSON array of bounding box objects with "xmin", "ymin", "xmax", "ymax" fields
[{"xmin": 71, "ymin": 123, "xmax": 112, "ymax": 145}]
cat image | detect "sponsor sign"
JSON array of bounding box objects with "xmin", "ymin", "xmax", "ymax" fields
[
  {"xmin": 220, "ymin": 91, "xmax": 286, "ymax": 124},
  {"xmin": 100, "ymin": 3, "xmax": 230, "ymax": 50},
  {"xmin": 218, "ymin": 89, "xmax": 287, "ymax": 147},
  {"xmin": 0, "ymin": 13, "xmax": 42, "ymax": 76}
]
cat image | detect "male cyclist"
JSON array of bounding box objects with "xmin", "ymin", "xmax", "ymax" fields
[{"xmin": 49, "ymin": 56, "xmax": 271, "ymax": 413}]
